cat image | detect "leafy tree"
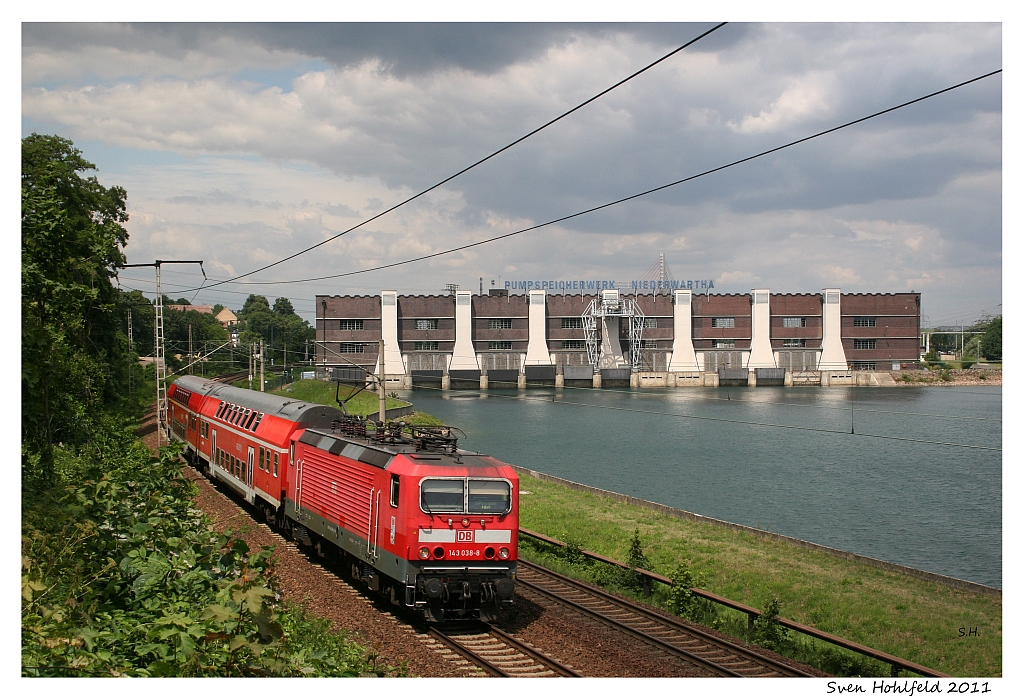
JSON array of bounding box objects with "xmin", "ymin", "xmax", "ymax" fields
[
  {"xmin": 22, "ymin": 133, "xmax": 130, "ymax": 461},
  {"xmin": 237, "ymin": 294, "xmax": 313, "ymax": 367},
  {"xmin": 980, "ymin": 316, "xmax": 1001, "ymax": 361},
  {"xmin": 272, "ymin": 297, "xmax": 295, "ymax": 316}
]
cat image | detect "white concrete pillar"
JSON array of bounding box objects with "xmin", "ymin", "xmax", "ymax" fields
[
  {"xmin": 747, "ymin": 288, "xmax": 775, "ymax": 368},
  {"xmin": 668, "ymin": 290, "xmax": 698, "ymax": 371},
  {"xmin": 449, "ymin": 290, "xmax": 479, "ymax": 370},
  {"xmin": 818, "ymin": 288, "xmax": 848, "ymax": 370},
  {"xmin": 374, "ymin": 290, "xmax": 405, "ymax": 376},
  {"xmin": 525, "ymin": 290, "xmax": 551, "ymax": 365}
]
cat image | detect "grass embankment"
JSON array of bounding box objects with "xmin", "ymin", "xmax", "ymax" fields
[
  {"xmin": 515, "ymin": 471, "xmax": 1000, "ymax": 677},
  {"xmin": 271, "ymin": 379, "xmax": 442, "ymax": 425},
  {"xmin": 22, "ymin": 422, "xmax": 402, "ymax": 677}
]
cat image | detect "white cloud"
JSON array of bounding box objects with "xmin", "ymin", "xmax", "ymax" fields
[
  {"xmin": 22, "ymin": 23, "xmax": 1000, "ymax": 324},
  {"xmin": 729, "ymin": 72, "xmax": 835, "ymax": 134}
]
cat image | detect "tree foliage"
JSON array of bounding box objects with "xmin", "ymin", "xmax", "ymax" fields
[
  {"xmin": 22, "ymin": 431, "xmax": 397, "ymax": 677},
  {"xmin": 236, "ymin": 294, "xmax": 313, "ymax": 365},
  {"xmin": 22, "ymin": 133, "xmax": 131, "ymax": 460},
  {"xmin": 980, "ymin": 316, "xmax": 1001, "ymax": 361}
]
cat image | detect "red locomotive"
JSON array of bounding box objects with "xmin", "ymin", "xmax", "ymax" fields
[{"xmin": 166, "ymin": 374, "xmax": 518, "ymax": 622}]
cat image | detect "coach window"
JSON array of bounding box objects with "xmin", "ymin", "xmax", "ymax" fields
[
  {"xmin": 252, "ymin": 413, "xmax": 264, "ymax": 431},
  {"xmin": 244, "ymin": 410, "xmax": 257, "ymax": 430},
  {"xmin": 273, "ymin": 453, "xmax": 279, "ymax": 477},
  {"xmin": 390, "ymin": 474, "xmax": 400, "ymax": 507},
  {"xmin": 259, "ymin": 447, "xmax": 265, "ymax": 470}
]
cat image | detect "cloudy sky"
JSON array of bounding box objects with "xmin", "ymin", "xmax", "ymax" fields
[{"xmin": 21, "ymin": 22, "xmax": 1002, "ymax": 326}]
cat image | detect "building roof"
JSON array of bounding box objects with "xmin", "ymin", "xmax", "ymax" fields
[
  {"xmin": 168, "ymin": 304, "xmax": 214, "ymax": 314},
  {"xmin": 216, "ymin": 308, "xmax": 237, "ymax": 323}
]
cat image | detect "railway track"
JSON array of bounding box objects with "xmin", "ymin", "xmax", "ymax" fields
[
  {"xmin": 516, "ymin": 560, "xmax": 815, "ymax": 678},
  {"xmin": 424, "ymin": 623, "xmax": 581, "ymax": 677}
]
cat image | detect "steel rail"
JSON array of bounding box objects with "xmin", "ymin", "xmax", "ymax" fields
[
  {"xmin": 485, "ymin": 624, "xmax": 582, "ymax": 677},
  {"xmin": 427, "ymin": 627, "xmax": 511, "ymax": 677},
  {"xmin": 514, "ymin": 575, "xmax": 743, "ymax": 677},
  {"xmin": 519, "ymin": 560, "xmax": 812, "ymax": 678}
]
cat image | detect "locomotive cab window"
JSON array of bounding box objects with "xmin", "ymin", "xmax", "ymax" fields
[
  {"xmin": 420, "ymin": 479, "xmax": 464, "ymax": 512},
  {"xmin": 390, "ymin": 474, "xmax": 400, "ymax": 507},
  {"xmin": 468, "ymin": 480, "xmax": 511, "ymax": 514}
]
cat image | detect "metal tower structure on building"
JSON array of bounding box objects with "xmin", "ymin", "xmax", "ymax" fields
[
  {"xmin": 582, "ymin": 289, "xmax": 645, "ymax": 369},
  {"xmin": 120, "ymin": 260, "xmax": 204, "ymax": 446}
]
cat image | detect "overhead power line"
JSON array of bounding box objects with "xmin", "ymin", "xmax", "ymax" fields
[
  {"xmin": 202, "ymin": 68, "xmax": 1001, "ymax": 289},
  {"xmin": 191, "ymin": 22, "xmax": 728, "ymax": 293}
]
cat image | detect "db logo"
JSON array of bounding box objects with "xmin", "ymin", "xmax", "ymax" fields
[{"xmin": 457, "ymin": 530, "xmax": 475, "ymax": 543}]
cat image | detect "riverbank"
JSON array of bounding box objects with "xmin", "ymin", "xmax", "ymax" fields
[
  {"xmin": 893, "ymin": 369, "xmax": 1001, "ymax": 387},
  {"xmin": 513, "ymin": 467, "xmax": 1001, "ymax": 677}
]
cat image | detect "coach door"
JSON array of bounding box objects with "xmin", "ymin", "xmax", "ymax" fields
[
  {"xmin": 247, "ymin": 447, "xmax": 255, "ymax": 486},
  {"xmin": 211, "ymin": 431, "xmax": 217, "ymax": 468}
]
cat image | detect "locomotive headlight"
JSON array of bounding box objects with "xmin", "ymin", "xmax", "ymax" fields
[
  {"xmin": 499, "ymin": 547, "xmax": 510, "ymax": 559},
  {"xmin": 419, "ymin": 547, "xmax": 430, "ymax": 559}
]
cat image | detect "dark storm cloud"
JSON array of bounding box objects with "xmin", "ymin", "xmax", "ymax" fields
[{"xmin": 23, "ymin": 22, "xmax": 730, "ymax": 77}]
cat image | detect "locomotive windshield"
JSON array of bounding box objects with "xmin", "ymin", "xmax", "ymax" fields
[
  {"xmin": 420, "ymin": 479, "xmax": 464, "ymax": 512},
  {"xmin": 468, "ymin": 480, "xmax": 511, "ymax": 514},
  {"xmin": 420, "ymin": 478, "xmax": 512, "ymax": 514}
]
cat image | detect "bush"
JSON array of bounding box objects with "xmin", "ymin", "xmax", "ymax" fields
[
  {"xmin": 561, "ymin": 533, "xmax": 588, "ymax": 566},
  {"xmin": 668, "ymin": 563, "xmax": 720, "ymax": 628},
  {"xmin": 22, "ymin": 427, "xmax": 394, "ymax": 677},
  {"xmin": 618, "ymin": 529, "xmax": 652, "ymax": 593},
  {"xmin": 750, "ymin": 595, "xmax": 792, "ymax": 654},
  {"xmin": 961, "ymin": 360, "xmax": 975, "ymax": 370},
  {"xmin": 940, "ymin": 369, "xmax": 952, "ymax": 382}
]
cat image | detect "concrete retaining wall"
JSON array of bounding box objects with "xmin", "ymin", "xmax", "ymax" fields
[{"xmin": 512, "ymin": 465, "xmax": 1000, "ymax": 598}]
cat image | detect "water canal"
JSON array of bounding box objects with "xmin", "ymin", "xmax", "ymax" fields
[{"xmin": 399, "ymin": 385, "xmax": 1002, "ymax": 588}]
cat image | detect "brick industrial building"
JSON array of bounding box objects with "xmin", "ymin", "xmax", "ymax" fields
[{"xmin": 314, "ymin": 288, "xmax": 921, "ymax": 387}]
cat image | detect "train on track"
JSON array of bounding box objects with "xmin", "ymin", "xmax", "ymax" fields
[{"xmin": 166, "ymin": 375, "xmax": 519, "ymax": 623}]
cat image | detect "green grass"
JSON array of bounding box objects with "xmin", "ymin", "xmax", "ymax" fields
[{"xmin": 516, "ymin": 471, "xmax": 1001, "ymax": 677}]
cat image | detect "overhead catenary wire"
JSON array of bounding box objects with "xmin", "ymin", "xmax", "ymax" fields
[
  {"xmin": 188, "ymin": 23, "xmax": 728, "ymax": 293},
  {"xmin": 191, "ymin": 68, "xmax": 1001, "ymax": 289}
]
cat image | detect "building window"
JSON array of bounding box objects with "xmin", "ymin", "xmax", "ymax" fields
[
  {"xmin": 488, "ymin": 341, "xmax": 513, "ymax": 350},
  {"xmin": 853, "ymin": 317, "xmax": 876, "ymax": 327},
  {"xmin": 415, "ymin": 319, "xmax": 438, "ymax": 330},
  {"xmin": 639, "ymin": 340, "xmax": 659, "ymax": 348},
  {"xmin": 339, "ymin": 319, "xmax": 363, "ymax": 330},
  {"xmin": 338, "ymin": 342, "xmax": 365, "ymax": 353},
  {"xmin": 415, "ymin": 341, "xmax": 439, "ymax": 351},
  {"xmin": 712, "ymin": 317, "xmax": 735, "ymax": 328},
  {"xmin": 782, "ymin": 339, "xmax": 806, "ymax": 347},
  {"xmin": 852, "ymin": 361, "xmax": 876, "ymax": 370},
  {"xmin": 642, "ymin": 318, "xmax": 658, "ymax": 328},
  {"xmin": 713, "ymin": 340, "xmax": 736, "ymax": 348},
  {"xmin": 561, "ymin": 317, "xmax": 583, "ymax": 329},
  {"xmin": 854, "ymin": 339, "xmax": 876, "ymax": 350},
  {"xmin": 488, "ymin": 318, "xmax": 513, "ymax": 329},
  {"xmin": 561, "ymin": 340, "xmax": 586, "ymax": 350},
  {"xmin": 783, "ymin": 317, "xmax": 806, "ymax": 328}
]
